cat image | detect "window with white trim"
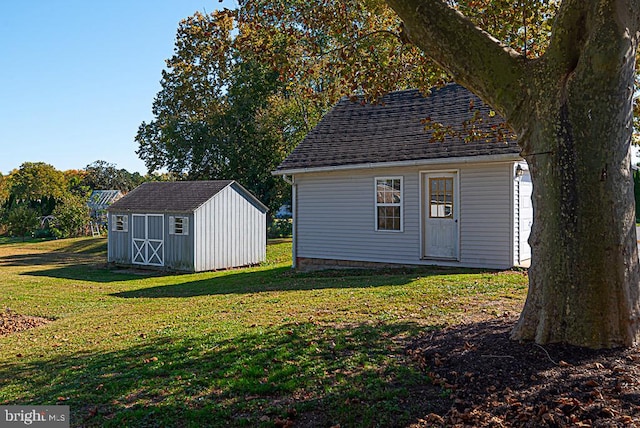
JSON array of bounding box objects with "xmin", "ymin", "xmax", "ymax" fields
[
  {"xmin": 375, "ymin": 177, "xmax": 403, "ymax": 231},
  {"xmin": 112, "ymin": 214, "xmax": 128, "ymax": 232},
  {"xmin": 169, "ymin": 216, "xmax": 189, "ymax": 235}
]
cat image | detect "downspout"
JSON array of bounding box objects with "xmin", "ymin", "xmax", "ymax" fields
[{"xmin": 282, "ymin": 174, "xmax": 297, "ymax": 269}]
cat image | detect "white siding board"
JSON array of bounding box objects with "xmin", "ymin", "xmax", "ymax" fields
[
  {"xmin": 194, "ymin": 184, "xmax": 266, "ymax": 271},
  {"xmin": 295, "ymin": 162, "xmax": 517, "ymax": 269},
  {"xmin": 297, "ymin": 169, "xmax": 419, "ymax": 265},
  {"xmin": 458, "ymin": 164, "xmax": 513, "ymax": 268},
  {"xmin": 514, "ymin": 165, "xmax": 533, "ymax": 264}
]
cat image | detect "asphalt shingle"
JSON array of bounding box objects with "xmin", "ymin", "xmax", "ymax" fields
[
  {"xmin": 107, "ymin": 180, "xmax": 234, "ymax": 212},
  {"xmin": 275, "ymin": 84, "xmax": 520, "ymax": 172}
]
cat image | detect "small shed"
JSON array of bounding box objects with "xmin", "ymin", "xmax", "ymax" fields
[
  {"xmin": 274, "ymin": 84, "xmax": 533, "ymax": 271},
  {"xmin": 107, "ymin": 180, "xmax": 268, "ymax": 272}
]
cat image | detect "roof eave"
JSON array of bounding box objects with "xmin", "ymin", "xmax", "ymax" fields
[{"xmin": 273, "ymin": 152, "xmax": 523, "ymax": 176}]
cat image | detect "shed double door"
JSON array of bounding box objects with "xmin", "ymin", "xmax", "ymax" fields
[{"xmin": 132, "ymin": 214, "xmax": 164, "ymax": 266}]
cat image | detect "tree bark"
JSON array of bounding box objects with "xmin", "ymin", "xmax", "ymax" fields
[{"xmin": 386, "ymin": 0, "xmax": 640, "ymax": 348}]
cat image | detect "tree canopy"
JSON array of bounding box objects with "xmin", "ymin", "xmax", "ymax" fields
[
  {"xmin": 135, "ymin": 11, "xmax": 316, "ymax": 212},
  {"xmin": 83, "ymin": 160, "xmax": 145, "ymax": 193}
]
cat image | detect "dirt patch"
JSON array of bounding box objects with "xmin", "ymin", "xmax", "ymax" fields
[
  {"xmin": 407, "ymin": 317, "xmax": 640, "ymax": 427},
  {"xmin": 0, "ymin": 308, "xmax": 51, "ymax": 337}
]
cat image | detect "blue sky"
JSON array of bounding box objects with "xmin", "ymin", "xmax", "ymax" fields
[{"xmin": 0, "ymin": 0, "xmax": 237, "ymax": 175}]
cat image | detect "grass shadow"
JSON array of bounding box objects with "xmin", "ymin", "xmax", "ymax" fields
[
  {"xmin": 110, "ymin": 265, "xmax": 486, "ymax": 298},
  {"xmin": 22, "ymin": 265, "xmax": 158, "ymax": 283},
  {"xmin": 0, "ymin": 322, "xmax": 442, "ymax": 427},
  {"xmin": 0, "ymin": 238, "xmax": 107, "ymax": 269}
]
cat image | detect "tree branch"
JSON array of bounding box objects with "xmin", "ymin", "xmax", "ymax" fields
[
  {"xmin": 319, "ymin": 30, "xmax": 403, "ymax": 57},
  {"xmin": 543, "ymin": 0, "xmax": 588, "ymax": 76},
  {"xmin": 384, "ymin": 0, "xmax": 526, "ymax": 120}
]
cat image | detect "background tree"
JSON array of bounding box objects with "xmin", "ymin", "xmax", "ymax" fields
[
  {"xmin": 0, "ymin": 173, "xmax": 9, "ymax": 206},
  {"xmin": 0, "ymin": 174, "xmax": 10, "ymax": 234},
  {"xmin": 136, "ymin": 11, "xmax": 305, "ymax": 212},
  {"xmin": 7, "ymin": 162, "xmax": 67, "ymax": 216},
  {"xmin": 137, "ymin": 4, "xmax": 447, "ymax": 212},
  {"xmin": 83, "ymin": 160, "xmax": 145, "ymax": 193},
  {"xmin": 64, "ymin": 169, "xmax": 91, "ymax": 198},
  {"xmin": 50, "ymin": 194, "xmax": 91, "ymax": 238}
]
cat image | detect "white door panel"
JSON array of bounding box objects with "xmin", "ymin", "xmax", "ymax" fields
[
  {"xmin": 132, "ymin": 214, "xmax": 164, "ymax": 266},
  {"xmin": 423, "ymin": 172, "xmax": 459, "ymax": 260}
]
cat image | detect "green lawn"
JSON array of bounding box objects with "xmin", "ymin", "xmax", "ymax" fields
[{"xmin": 0, "ymin": 237, "xmax": 527, "ymax": 427}]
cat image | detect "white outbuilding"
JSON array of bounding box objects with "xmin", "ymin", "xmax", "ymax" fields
[
  {"xmin": 107, "ymin": 180, "xmax": 268, "ymax": 272},
  {"xmin": 274, "ymin": 84, "xmax": 533, "ymax": 271}
]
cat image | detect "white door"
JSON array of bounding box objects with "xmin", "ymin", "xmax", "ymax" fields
[
  {"xmin": 132, "ymin": 214, "xmax": 164, "ymax": 266},
  {"xmin": 423, "ymin": 172, "xmax": 459, "ymax": 260}
]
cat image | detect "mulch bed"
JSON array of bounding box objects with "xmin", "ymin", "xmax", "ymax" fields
[
  {"xmin": 407, "ymin": 317, "xmax": 640, "ymax": 427},
  {"xmin": 0, "ymin": 308, "xmax": 50, "ymax": 337}
]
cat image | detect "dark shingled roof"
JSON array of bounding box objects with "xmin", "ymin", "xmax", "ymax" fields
[
  {"xmin": 275, "ymin": 84, "xmax": 520, "ymax": 173},
  {"xmin": 107, "ymin": 180, "xmax": 262, "ymax": 213}
]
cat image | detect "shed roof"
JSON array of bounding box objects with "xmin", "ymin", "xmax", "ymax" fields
[
  {"xmin": 107, "ymin": 180, "xmax": 267, "ymax": 213},
  {"xmin": 275, "ymin": 84, "xmax": 520, "ymax": 174}
]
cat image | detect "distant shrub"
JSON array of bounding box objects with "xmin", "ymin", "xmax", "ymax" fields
[
  {"xmin": 268, "ymin": 218, "xmax": 292, "ymax": 239},
  {"xmin": 6, "ymin": 205, "xmax": 40, "ymax": 241},
  {"xmin": 50, "ymin": 195, "xmax": 90, "ymax": 238}
]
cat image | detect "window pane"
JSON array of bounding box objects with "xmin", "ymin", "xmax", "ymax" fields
[
  {"xmin": 392, "ymin": 217, "xmax": 400, "ymax": 230},
  {"xmin": 378, "ymin": 206, "xmax": 400, "ymax": 230},
  {"xmin": 173, "ymin": 217, "xmax": 186, "ymax": 234},
  {"xmin": 376, "ymin": 178, "xmax": 402, "ymax": 231},
  {"xmin": 429, "ymin": 177, "xmax": 454, "ymax": 218},
  {"xmin": 377, "ymin": 207, "xmax": 386, "ymax": 229},
  {"xmin": 116, "ymin": 215, "xmax": 126, "ymax": 231}
]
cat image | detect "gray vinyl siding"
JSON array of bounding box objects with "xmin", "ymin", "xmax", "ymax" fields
[
  {"xmin": 165, "ymin": 213, "xmax": 195, "ymax": 271},
  {"xmin": 458, "ymin": 164, "xmax": 513, "ymax": 268},
  {"xmin": 295, "ymin": 161, "xmax": 516, "ymax": 269},
  {"xmin": 194, "ymin": 184, "xmax": 266, "ymax": 271},
  {"xmin": 108, "ymin": 212, "xmax": 195, "ymax": 270},
  {"xmin": 296, "ymin": 171, "xmax": 421, "ymax": 263},
  {"xmin": 107, "ymin": 212, "xmax": 130, "ymax": 264}
]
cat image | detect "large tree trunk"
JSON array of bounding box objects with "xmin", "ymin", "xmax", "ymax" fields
[
  {"xmin": 387, "ymin": 0, "xmax": 640, "ymax": 348},
  {"xmin": 511, "ymin": 1, "xmax": 640, "ymax": 347}
]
